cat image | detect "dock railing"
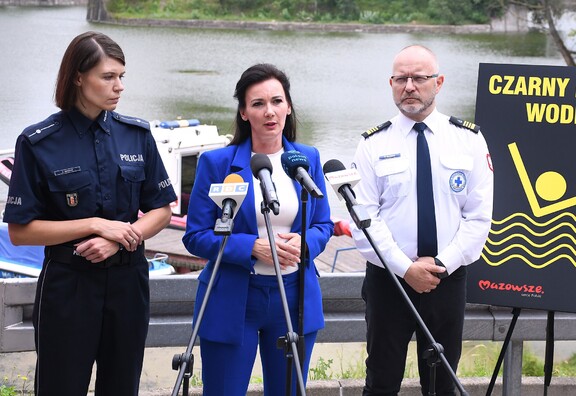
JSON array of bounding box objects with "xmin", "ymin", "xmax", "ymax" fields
[{"xmin": 2, "ymin": 273, "xmax": 576, "ymax": 394}]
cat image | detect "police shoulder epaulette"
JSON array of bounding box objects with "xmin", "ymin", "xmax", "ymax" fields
[
  {"xmin": 449, "ymin": 116, "xmax": 480, "ymax": 133},
  {"xmin": 112, "ymin": 112, "xmax": 151, "ymax": 132},
  {"xmin": 23, "ymin": 114, "xmax": 63, "ymax": 144},
  {"xmin": 362, "ymin": 120, "xmax": 391, "ymax": 139}
]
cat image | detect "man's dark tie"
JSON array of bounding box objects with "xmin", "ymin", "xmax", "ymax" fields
[{"xmin": 414, "ymin": 122, "xmax": 438, "ymax": 257}]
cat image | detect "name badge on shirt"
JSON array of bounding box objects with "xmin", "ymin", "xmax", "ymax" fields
[{"xmin": 379, "ymin": 153, "xmax": 401, "ymax": 160}]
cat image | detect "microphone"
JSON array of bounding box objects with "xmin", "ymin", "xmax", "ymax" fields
[
  {"xmin": 323, "ymin": 159, "xmax": 371, "ymax": 229},
  {"xmin": 250, "ymin": 153, "xmax": 280, "ymax": 215},
  {"xmin": 281, "ymin": 150, "xmax": 324, "ymax": 199},
  {"xmin": 209, "ymin": 174, "xmax": 249, "ymax": 235}
]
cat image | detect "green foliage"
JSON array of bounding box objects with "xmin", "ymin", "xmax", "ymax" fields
[
  {"xmin": 517, "ymin": 0, "xmax": 568, "ymax": 25},
  {"xmin": 522, "ymin": 350, "xmax": 545, "ymax": 376},
  {"xmin": 427, "ymin": 0, "xmax": 500, "ymax": 24},
  {"xmin": 177, "ymin": 343, "xmax": 576, "ymax": 387},
  {"xmin": 458, "ymin": 342, "xmax": 502, "ymax": 377},
  {"xmin": 555, "ymin": 353, "xmax": 576, "ymax": 376},
  {"xmin": 308, "ymin": 357, "xmax": 334, "ymax": 380},
  {"xmin": 250, "ymin": 375, "xmax": 264, "ymax": 384},
  {"xmin": 459, "ymin": 343, "xmax": 576, "ymax": 378},
  {"xmin": 305, "ymin": 343, "xmax": 576, "ymax": 380},
  {"xmin": 188, "ymin": 373, "xmax": 203, "ymax": 387},
  {"xmin": 339, "ymin": 350, "xmax": 367, "ymax": 379},
  {"xmin": 0, "ymin": 373, "xmax": 30, "ymax": 396},
  {"xmin": 0, "ymin": 385, "xmax": 16, "ymax": 396},
  {"xmin": 105, "ymin": 0, "xmax": 508, "ymax": 25}
]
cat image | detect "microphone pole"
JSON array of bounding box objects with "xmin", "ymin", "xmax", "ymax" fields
[
  {"xmin": 296, "ymin": 188, "xmax": 308, "ymax": 396},
  {"xmin": 355, "ymin": 220, "xmax": 468, "ymax": 396},
  {"xmin": 258, "ymin": 199, "xmax": 307, "ymax": 396},
  {"xmin": 323, "ymin": 158, "xmax": 466, "ymax": 394},
  {"xmin": 280, "ymin": 149, "xmax": 320, "ymax": 393},
  {"xmin": 171, "ymin": 228, "xmax": 232, "ymax": 396}
]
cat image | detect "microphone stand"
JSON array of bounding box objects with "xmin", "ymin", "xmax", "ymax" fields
[
  {"xmin": 259, "ymin": 200, "xmax": 307, "ymax": 396},
  {"xmin": 296, "ymin": 189, "xmax": 308, "ymax": 396},
  {"xmin": 170, "ymin": 221, "xmax": 233, "ymax": 396},
  {"xmin": 351, "ymin": 205, "xmax": 468, "ymax": 396}
]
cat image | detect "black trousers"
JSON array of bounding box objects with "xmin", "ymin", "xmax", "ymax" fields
[
  {"xmin": 33, "ymin": 254, "xmax": 150, "ymax": 396},
  {"xmin": 362, "ymin": 262, "xmax": 467, "ymax": 396}
]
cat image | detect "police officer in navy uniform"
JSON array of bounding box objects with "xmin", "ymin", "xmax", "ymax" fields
[
  {"xmin": 351, "ymin": 45, "xmax": 493, "ymax": 395},
  {"xmin": 3, "ymin": 32, "xmax": 176, "ymax": 396}
]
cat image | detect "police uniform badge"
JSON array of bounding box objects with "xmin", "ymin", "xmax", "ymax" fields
[{"xmin": 66, "ymin": 192, "xmax": 79, "ymax": 207}]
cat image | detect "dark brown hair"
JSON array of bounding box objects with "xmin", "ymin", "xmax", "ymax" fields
[
  {"xmin": 229, "ymin": 63, "xmax": 297, "ymax": 146},
  {"xmin": 54, "ymin": 31, "xmax": 125, "ymax": 111}
]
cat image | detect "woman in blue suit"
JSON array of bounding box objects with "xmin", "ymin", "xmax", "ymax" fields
[{"xmin": 182, "ymin": 63, "xmax": 333, "ymax": 395}]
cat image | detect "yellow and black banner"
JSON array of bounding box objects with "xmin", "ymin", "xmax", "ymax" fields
[{"xmin": 468, "ymin": 63, "xmax": 576, "ymax": 313}]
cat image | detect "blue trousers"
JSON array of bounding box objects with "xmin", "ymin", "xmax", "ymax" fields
[{"xmin": 200, "ymin": 271, "xmax": 317, "ymax": 395}]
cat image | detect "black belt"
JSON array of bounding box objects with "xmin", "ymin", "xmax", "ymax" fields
[{"xmin": 45, "ymin": 243, "xmax": 145, "ymax": 268}]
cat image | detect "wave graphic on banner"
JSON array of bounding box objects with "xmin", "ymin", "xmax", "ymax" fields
[{"xmin": 481, "ymin": 212, "xmax": 576, "ymax": 268}]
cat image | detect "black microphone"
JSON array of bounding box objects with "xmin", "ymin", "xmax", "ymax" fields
[
  {"xmin": 323, "ymin": 159, "xmax": 371, "ymax": 229},
  {"xmin": 281, "ymin": 150, "xmax": 324, "ymax": 199},
  {"xmin": 250, "ymin": 153, "xmax": 280, "ymax": 215}
]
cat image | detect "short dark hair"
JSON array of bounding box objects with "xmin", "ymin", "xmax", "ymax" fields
[
  {"xmin": 54, "ymin": 31, "xmax": 125, "ymax": 111},
  {"xmin": 229, "ymin": 63, "xmax": 297, "ymax": 146}
]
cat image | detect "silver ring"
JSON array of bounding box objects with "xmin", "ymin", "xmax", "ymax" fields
[
  {"xmin": 131, "ymin": 239, "xmax": 136, "ymax": 244},
  {"xmin": 425, "ymin": 289, "xmax": 430, "ymax": 293}
]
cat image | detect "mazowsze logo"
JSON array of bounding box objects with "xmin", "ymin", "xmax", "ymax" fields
[{"xmin": 478, "ymin": 280, "xmax": 544, "ymax": 297}]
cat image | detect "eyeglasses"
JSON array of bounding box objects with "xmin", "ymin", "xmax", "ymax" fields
[{"xmin": 390, "ymin": 74, "xmax": 439, "ymax": 86}]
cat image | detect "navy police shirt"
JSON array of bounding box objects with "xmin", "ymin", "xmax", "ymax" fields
[{"xmin": 4, "ymin": 108, "xmax": 177, "ymax": 225}]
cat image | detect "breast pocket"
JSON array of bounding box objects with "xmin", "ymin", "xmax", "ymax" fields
[
  {"xmin": 374, "ymin": 157, "xmax": 411, "ymax": 198},
  {"xmin": 46, "ymin": 170, "xmax": 96, "ymax": 218},
  {"xmin": 118, "ymin": 165, "xmax": 146, "ymax": 212},
  {"xmin": 439, "ymin": 155, "xmax": 473, "ymax": 196}
]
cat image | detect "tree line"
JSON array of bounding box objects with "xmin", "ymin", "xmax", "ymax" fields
[
  {"xmin": 106, "ymin": 0, "xmax": 575, "ymax": 65},
  {"xmin": 106, "ymin": 0, "xmax": 507, "ymax": 25}
]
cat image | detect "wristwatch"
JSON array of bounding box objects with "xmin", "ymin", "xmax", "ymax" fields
[{"xmin": 434, "ymin": 258, "xmax": 449, "ymax": 279}]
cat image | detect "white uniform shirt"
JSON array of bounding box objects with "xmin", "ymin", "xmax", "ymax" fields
[{"xmin": 350, "ymin": 109, "xmax": 494, "ymax": 277}]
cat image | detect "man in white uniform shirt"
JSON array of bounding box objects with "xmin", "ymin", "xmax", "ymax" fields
[{"xmin": 351, "ymin": 45, "xmax": 493, "ymax": 395}]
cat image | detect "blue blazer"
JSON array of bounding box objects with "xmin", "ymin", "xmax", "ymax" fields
[{"xmin": 182, "ymin": 137, "xmax": 334, "ymax": 345}]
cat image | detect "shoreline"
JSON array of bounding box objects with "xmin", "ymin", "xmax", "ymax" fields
[
  {"xmin": 5, "ymin": 0, "xmax": 529, "ymax": 34},
  {"xmin": 83, "ymin": 0, "xmax": 495, "ymax": 35},
  {"xmin": 94, "ymin": 16, "xmax": 493, "ymax": 35}
]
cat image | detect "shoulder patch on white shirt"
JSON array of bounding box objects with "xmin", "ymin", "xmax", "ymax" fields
[
  {"xmin": 449, "ymin": 116, "xmax": 480, "ymax": 133},
  {"xmin": 362, "ymin": 120, "xmax": 391, "ymax": 139}
]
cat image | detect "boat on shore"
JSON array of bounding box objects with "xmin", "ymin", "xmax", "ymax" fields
[{"xmin": 148, "ymin": 118, "xmax": 232, "ymax": 229}]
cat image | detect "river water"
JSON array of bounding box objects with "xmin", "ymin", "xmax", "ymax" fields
[
  {"xmin": 0, "ymin": 5, "xmax": 568, "ymax": 215},
  {"xmin": 1, "ymin": 5, "xmax": 576, "ymax": 386}
]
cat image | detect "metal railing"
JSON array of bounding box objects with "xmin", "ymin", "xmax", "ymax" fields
[{"xmin": 1, "ymin": 273, "xmax": 576, "ymax": 394}]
